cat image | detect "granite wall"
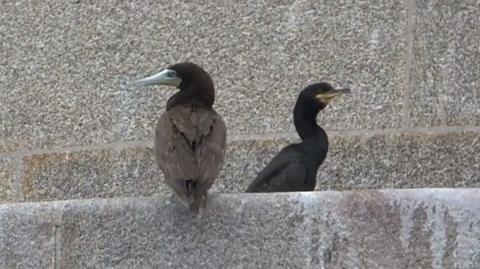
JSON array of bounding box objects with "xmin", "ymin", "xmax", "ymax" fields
[{"xmin": 1, "ymin": 0, "xmax": 479, "ymax": 203}]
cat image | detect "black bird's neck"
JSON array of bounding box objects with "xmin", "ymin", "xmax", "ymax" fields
[
  {"xmin": 293, "ymin": 98, "xmax": 329, "ymax": 169},
  {"xmin": 293, "ymin": 99, "xmax": 326, "ymax": 142},
  {"xmin": 166, "ymin": 80, "xmax": 215, "ymax": 110}
]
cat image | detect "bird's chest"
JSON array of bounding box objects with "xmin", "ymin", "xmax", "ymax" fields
[{"xmin": 300, "ymin": 148, "xmax": 327, "ymax": 184}]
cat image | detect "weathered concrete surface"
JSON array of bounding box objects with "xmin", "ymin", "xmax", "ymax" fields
[
  {"xmin": 0, "ymin": 0, "xmax": 407, "ymax": 153},
  {"xmin": 9, "ymin": 130, "xmax": 479, "ymax": 203},
  {"xmin": 1, "ymin": 189, "xmax": 480, "ymax": 268},
  {"xmin": 409, "ymin": 0, "xmax": 480, "ymax": 127}
]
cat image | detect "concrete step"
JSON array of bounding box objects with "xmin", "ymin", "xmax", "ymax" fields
[
  {"xmin": 1, "ymin": 189, "xmax": 479, "ymax": 268},
  {"xmin": 1, "ymin": 130, "xmax": 479, "ymax": 204}
]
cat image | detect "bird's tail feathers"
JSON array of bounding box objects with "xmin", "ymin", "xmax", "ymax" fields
[
  {"xmin": 185, "ymin": 180, "xmax": 207, "ymax": 214},
  {"xmin": 185, "ymin": 180, "xmax": 196, "ymax": 204}
]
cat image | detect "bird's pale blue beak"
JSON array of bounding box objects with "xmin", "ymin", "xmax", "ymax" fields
[{"xmin": 127, "ymin": 69, "xmax": 182, "ymax": 87}]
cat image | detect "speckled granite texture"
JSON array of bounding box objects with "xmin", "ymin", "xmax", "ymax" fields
[
  {"xmin": 1, "ymin": 190, "xmax": 480, "ymax": 268},
  {"xmin": 0, "ymin": 0, "xmax": 479, "ymax": 203},
  {"xmin": 0, "ymin": 157, "xmax": 16, "ymax": 202},
  {"xmin": 0, "ymin": 203, "xmax": 58, "ymax": 269},
  {"xmin": 409, "ymin": 0, "xmax": 480, "ymax": 127},
  {"xmin": 20, "ymin": 147, "xmax": 166, "ymax": 202},
  {"xmin": 13, "ymin": 131, "xmax": 480, "ymax": 203},
  {"xmin": 1, "ymin": 1, "xmax": 479, "ymax": 268},
  {"xmin": 317, "ymin": 131, "xmax": 480, "ymax": 190},
  {"xmin": 1, "ymin": 0, "xmax": 407, "ymax": 153}
]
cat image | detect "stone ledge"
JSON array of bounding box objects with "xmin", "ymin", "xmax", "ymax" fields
[{"xmin": 1, "ymin": 189, "xmax": 479, "ymax": 268}]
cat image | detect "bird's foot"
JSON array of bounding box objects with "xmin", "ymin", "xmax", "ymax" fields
[{"xmin": 188, "ymin": 195, "xmax": 207, "ymax": 216}]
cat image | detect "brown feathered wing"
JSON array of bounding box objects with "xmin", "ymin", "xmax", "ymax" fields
[{"xmin": 154, "ymin": 105, "xmax": 226, "ymax": 212}]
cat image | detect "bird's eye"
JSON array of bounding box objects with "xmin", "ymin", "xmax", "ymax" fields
[{"xmin": 168, "ymin": 71, "xmax": 177, "ymax": 78}]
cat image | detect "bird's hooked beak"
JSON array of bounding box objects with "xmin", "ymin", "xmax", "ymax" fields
[
  {"xmin": 316, "ymin": 88, "xmax": 351, "ymax": 104},
  {"xmin": 127, "ymin": 69, "xmax": 182, "ymax": 88}
]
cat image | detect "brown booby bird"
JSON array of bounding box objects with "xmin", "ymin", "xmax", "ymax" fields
[
  {"xmin": 245, "ymin": 83, "xmax": 350, "ymax": 192},
  {"xmin": 128, "ymin": 62, "xmax": 226, "ymax": 213}
]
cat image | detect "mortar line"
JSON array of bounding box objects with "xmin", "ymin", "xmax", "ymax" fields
[
  {"xmin": 402, "ymin": 0, "xmax": 416, "ymax": 127},
  {"xmin": 54, "ymin": 224, "xmax": 58, "ymax": 269},
  {"xmin": 230, "ymin": 125, "xmax": 480, "ymax": 140},
  {"xmin": 0, "ymin": 125, "xmax": 479, "ymax": 159},
  {"xmin": 331, "ymin": 125, "xmax": 480, "ymax": 137},
  {"xmin": 0, "ymin": 140, "xmax": 154, "ymax": 158}
]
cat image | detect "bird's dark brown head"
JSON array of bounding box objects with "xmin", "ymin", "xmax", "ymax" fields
[
  {"xmin": 167, "ymin": 62, "xmax": 214, "ymax": 93},
  {"xmin": 128, "ymin": 62, "xmax": 215, "ymax": 109}
]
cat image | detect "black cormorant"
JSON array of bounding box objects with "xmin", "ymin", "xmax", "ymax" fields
[
  {"xmin": 245, "ymin": 83, "xmax": 350, "ymax": 192},
  {"xmin": 128, "ymin": 62, "xmax": 226, "ymax": 213}
]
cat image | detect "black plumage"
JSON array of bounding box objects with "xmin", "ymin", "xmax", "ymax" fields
[
  {"xmin": 245, "ymin": 83, "xmax": 350, "ymax": 192},
  {"xmin": 128, "ymin": 62, "xmax": 226, "ymax": 213}
]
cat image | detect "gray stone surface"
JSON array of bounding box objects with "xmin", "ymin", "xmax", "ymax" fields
[
  {"xmin": 0, "ymin": 157, "xmax": 16, "ymax": 202},
  {"xmin": 409, "ymin": 0, "xmax": 480, "ymax": 126},
  {"xmin": 21, "ymin": 147, "xmax": 166, "ymax": 202},
  {"xmin": 317, "ymin": 130, "xmax": 480, "ymax": 190},
  {"xmin": 0, "ymin": 0, "xmax": 407, "ymax": 153},
  {"xmin": 214, "ymin": 138, "xmax": 292, "ymax": 193},
  {"xmin": 0, "ymin": 202, "xmax": 59, "ymax": 269},
  {"xmin": 19, "ymin": 140, "xmax": 286, "ymax": 202},
  {"xmin": 222, "ymin": 130, "xmax": 480, "ymax": 193},
  {"xmin": 10, "ymin": 130, "xmax": 479, "ymax": 203},
  {"xmin": 1, "ymin": 189, "xmax": 480, "ymax": 268},
  {"xmin": 21, "ymin": 150, "xmax": 115, "ymax": 201}
]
